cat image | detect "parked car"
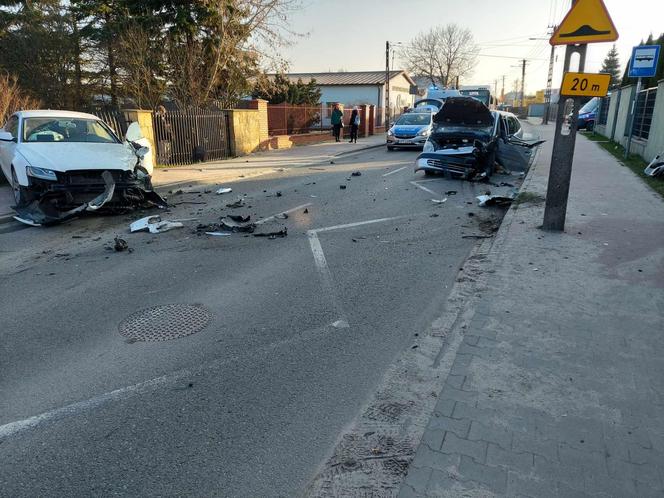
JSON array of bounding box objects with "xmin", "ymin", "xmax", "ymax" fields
[
  {"xmin": 0, "ymin": 110, "xmax": 164, "ymax": 225},
  {"xmin": 576, "ymin": 97, "xmax": 599, "ymax": 131},
  {"xmin": 386, "ymin": 111, "xmax": 434, "ymax": 150},
  {"xmin": 414, "ymin": 97, "xmax": 544, "ymax": 179}
]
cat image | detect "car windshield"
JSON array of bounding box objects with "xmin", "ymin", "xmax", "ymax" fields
[
  {"xmin": 397, "ymin": 114, "xmax": 431, "ymax": 126},
  {"xmin": 22, "ymin": 117, "xmax": 119, "ymax": 144}
]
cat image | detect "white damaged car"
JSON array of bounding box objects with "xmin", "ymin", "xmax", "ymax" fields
[{"xmin": 0, "ymin": 110, "xmax": 165, "ymax": 225}]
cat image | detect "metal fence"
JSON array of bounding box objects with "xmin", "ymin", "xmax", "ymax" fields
[
  {"xmin": 91, "ymin": 109, "xmax": 129, "ymax": 138},
  {"xmin": 152, "ymin": 108, "xmax": 232, "ymax": 165},
  {"xmin": 629, "ymin": 86, "xmax": 657, "ymax": 140},
  {"xmin": 597, "ymin": 96, "xmax": 610, "ymax": 126}
]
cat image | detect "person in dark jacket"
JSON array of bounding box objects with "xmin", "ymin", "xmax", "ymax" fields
[
  {"xmin": 331, "ymin": 103, "xmax": 343, "ymax": 142},
  {"xmin": 348, "ymin": 107, "xmax": 360, "ymax": 143}
]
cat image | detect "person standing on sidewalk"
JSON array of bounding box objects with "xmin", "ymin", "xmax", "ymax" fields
[
  {"xmin": 348, "ymin": 107, "xmax": 360, "ymax": 143},
  {"xmin": 331, "ymin": 103, "xmax": 343, "ymax": 142}
]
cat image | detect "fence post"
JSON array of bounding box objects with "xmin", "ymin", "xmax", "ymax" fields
[
  {"xmin": 368, "ymin": 106, "xmax": 375, "ymax": 135},
  {"xmin": 124, "ymin": 109, "xmax": 156, "ymax": 170},
  {"xmin": 359, "ymin": 105, "xmax": 368, "ymax": 137}
]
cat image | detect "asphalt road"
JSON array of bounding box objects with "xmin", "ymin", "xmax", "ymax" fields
[{"xmin": 0, "ymin": 145, "xmax": 510, "ymax": 497}]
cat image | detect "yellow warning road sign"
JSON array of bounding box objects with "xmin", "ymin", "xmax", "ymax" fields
[
  {"xmin": 550, "ymin": 0, "xmax": 618, "ymax": 45},
  {"xmin": 561, "ymin": 72, "xmax": 611, "ymax": 97}
]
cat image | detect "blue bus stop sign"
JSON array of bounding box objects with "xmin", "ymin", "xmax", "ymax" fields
[{"xmin": 628, "ymin": 45, "xmax": 660, "ymax": 78}]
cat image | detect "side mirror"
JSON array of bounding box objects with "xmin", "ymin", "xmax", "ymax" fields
[
  {"xmin": 0, "ymin": 131, "xmax": 15, "ymax": 142},
  {"xmin": 125, "ymin": 122, "xmax": 144, "ymax": 143},
  {"xmin": 135, "ymin": 146, "xmax": 149, "ymax": 158}
]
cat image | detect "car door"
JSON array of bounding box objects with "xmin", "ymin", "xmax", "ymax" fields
[
  {"xmin": 496, "ymin": 115, "xmax": 544, "ymax": 172},
  {"xmin": 0, "ymin": 115, "xmax": 19, "ymax": 181}
]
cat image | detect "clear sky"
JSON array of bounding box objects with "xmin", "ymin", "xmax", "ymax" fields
[{"xmin": 279, "ymin": 0, "xmax": 664, "ymax": 94}]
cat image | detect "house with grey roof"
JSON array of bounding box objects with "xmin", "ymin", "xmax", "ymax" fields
[{"xmin": 274, "ymin": 70, "xmax": 418, "ymax": 125}]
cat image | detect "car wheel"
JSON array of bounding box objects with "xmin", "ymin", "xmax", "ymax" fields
[
  {"xmin": 387, "ymin": 146, "xmax": 395, "ymax": 151},
  {"xmin": 11, "ymin": 167, "xmax": 34, "ymax": 207},
  {"xmin": 586, "ymin": 121, "xmax": 594, "ymax": 132}
]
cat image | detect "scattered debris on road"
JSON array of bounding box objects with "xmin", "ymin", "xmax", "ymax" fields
[
  {"xmin": 477, "ymin": 193, "xmax": 516, "ymax": 207},
  {"xmin": 205, "ymin": 232, "xmax": 232, "ymax": 237},
  {"xmin": 431, "ymin": 198, "xmax": 447, "ymax": 204},
  {"xmin": 445, "ymin": 190, "xmax": 457, "ymax": 195},
  {"xmin": 275, "ymin": 213, "xmax": 289, "ymax": 220},
  {"xmin": 114, "ymin": 236, "xmax": 129, "ymax": 252},
  {"xmin": 253, "ymin": 228, "xmax": 287, "ymax": 239},
  {"xmin": 462, "ymin": 234, "xmax": 493, "ymax": 239},
  {"xmin": 340, "ymin": 185, "xmax": 347, "ymax": 190},
  {"xmin": 130, "ymin": 215, "xmax": 184, "ymax": 234},
  {"xmin": 216, "ymin": 187, "xmax": 233, "ymax": 194},
  {"xmin": 228, "ymin": 214, "xmax": 251, "ymax": 223},
  {"xmin": 351, "ymin": 171, "xmax": 362, "ymax": 177},
  {"xmin": 226, "ymin": 197, "xmax": 245, "ymax": 208},
  {"xmin": 220, "ymin": 216, "xmax": 256, "ymax": 233},
  {"xmin": 303, "ymin": 208, "xmax": 309, "ymax": 214}
]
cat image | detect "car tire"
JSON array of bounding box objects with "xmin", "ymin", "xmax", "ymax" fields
[
  {"xmin": 387, "ymin": 146, "xmax": 395, "ymax": 151},
  {"xmin": 11, "ymin": 167, "xmax": 34, "ymax": 207},
  {"xmin": 586, "ymin": 121, "xmax": 594, "ymax": 132}
]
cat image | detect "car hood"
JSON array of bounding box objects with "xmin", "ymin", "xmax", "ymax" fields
[
  {"xmin": 433, "ymin": 97, "xmax": 493, "ymax": 126},
  {"xmin": 17, "ymin": 143, "xmax": 136, "ymax": 172}
]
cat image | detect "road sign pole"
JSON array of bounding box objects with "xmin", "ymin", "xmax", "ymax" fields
[
  {"xmin": 624, "ymin": 77, "xmax": 642, "ymax": 159},
  {"xmin": 542, "ymin": 43, "xmax": 587, "ymax": 231}
]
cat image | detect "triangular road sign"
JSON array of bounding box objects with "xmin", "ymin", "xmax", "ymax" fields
[{"xmin": 550, "ymin": 0, "xmax": 618, "ymax": 45}]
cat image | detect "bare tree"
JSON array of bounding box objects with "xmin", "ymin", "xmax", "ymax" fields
[
  {"xmin": 166, "ymin": 0, "xmax": 301, "ymax": 108},
  {"xmin": 116, "ymin": 25, "xmax": 167, "ymax": 109},
  {"xmin": 0, "ymin": 73, "xmax": 41, "ymax": 125},
  {"xmin": 401, "ymin": 24, "xmax": 478, "ymax": 87}
]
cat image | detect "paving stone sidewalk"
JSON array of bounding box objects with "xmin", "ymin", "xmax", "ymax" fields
[{"xmin": 400, "ymin": 125, "xmax": 664, "ymax": 497}]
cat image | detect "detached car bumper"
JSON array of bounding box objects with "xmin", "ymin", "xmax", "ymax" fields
[{"xmin": 14, "ymin": 168, "xmax": 166, "ymax": 226}]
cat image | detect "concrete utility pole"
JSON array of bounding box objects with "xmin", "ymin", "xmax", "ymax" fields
[
  {"xmin": 541, "ymin": 27, "xmax": 557, "ymax": 125},
  {"xmin": 501, "ymin": 75, "xmax": 506, "ymax": 103},
  {"xmin": 520, "ymin": 59, "xmax": 527, "ymax": 109},
  {"xmin": 542, "ymin": 0, "xmax": 586, "ymax": 231},
  {"xmin": 385, "ymin": 41, "xmax": 390, "ymax": 127},
  {"xmin": 494, "ymin": 80, "xmax": 498, "ymax": 107}
]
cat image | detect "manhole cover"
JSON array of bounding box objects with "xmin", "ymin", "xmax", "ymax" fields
[{"xmin": 119, "ymin": 304, "xmax": 212, "ymax": 342}]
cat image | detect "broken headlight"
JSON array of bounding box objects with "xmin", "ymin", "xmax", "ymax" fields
[
  {"xmin": 423, "ymin": 140, "xmax": 435, "ymax": 153},
  {"xmin": 26, "ymin": 166, "xmax": 58, "ymax": 181}
]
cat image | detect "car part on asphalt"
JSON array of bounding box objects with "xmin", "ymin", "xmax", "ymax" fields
[
  {"xmin": 226, "ymin": 197, "xmax": 245, "ymax": 208},
  {"xmin": 477, "ymin": 192, "xmax": 517, "ymax": 207},
  {"xmin": 220, "ymin": 216, "xmax": 256, "ymax": 233},
  {"xmin": 129, "ymin": 215, "xmax": 184, "ymax": 234},
  {"xmin": 113, "ymin": 236, "xmax": 129, "ymax": 252},
  {"xmin": 253, "ymin": 228, "xmax": 287, "ymax": 238},
  {"xmin": 216, "ymin": 187, "xmax": 232, "ymax": 194}
]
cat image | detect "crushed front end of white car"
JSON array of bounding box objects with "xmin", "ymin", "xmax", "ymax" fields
[{"xmin": 0, "ymin": 112, "xmax": 166, "ymax": 226}]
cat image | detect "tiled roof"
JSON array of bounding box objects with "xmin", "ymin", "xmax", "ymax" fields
[{"xmin": 272, "ymin": 71, "xmax": 415, "ymax": 86}]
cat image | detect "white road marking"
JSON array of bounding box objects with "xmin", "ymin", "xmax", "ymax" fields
[
  {"xmin": 307, "ymin": 231, "xmax": 348, "ymax": 327},
  {"xmin": 0, "ymin": 371, "xmax": 187, "ymax": 439},
  {"xmin": 382, "ymin": 166, "xmax": 407, "ymax": 177},
  {"xmin": 409, "ymin": 180, "xmax": 439, "ymax": 196},
  {"xmin": 307, "ymin": 215, "xmax": 405, "ymax": 329},
  {"xmin": 255, "ymin": 203, "xmax": 313, "ymax": 225},
  {"xmin": 312, "ymin": 216, "xmax": 404, "ymax": 234}
]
